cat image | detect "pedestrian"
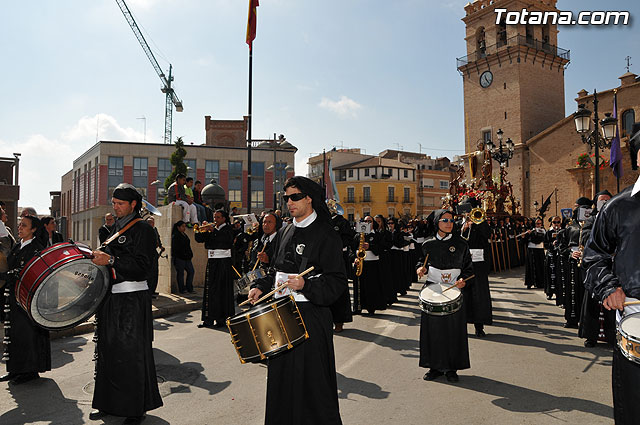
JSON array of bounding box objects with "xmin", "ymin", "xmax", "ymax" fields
[
  {"xmin": 416, "ymin": 209, "xmax": 473, "ymax": 383},
  {"xmin": 167, "ymin": 173, "xmax": 198, "ymax": 226},
  {"xmin": 98, "ymin": 213, "xmax": 115, "ymax": 244},
  {"xmin": 42, "ymin": 216, "xmax": 64, "ymax": 247},
  {"xmin": 89, "ymin": 183, "xmax": 162, "ymax": 424},
  {"xmin": 185, "ymin": 177, "xmax": 207, "ymax": 223},
  {"xmin": 171, "ymin": 220, "xmax": 194, "ymax": 294},
  {"xmin": 247, "ymin": 176, "xmax": 346, "ymax": 425}
]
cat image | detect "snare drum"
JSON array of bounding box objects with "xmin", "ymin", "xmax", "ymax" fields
[
  {"xmin": 226, "ymin": 295, "xmax": 309, "ymax": 364},
  {"xmin": 617, "ymin": 313, "xmax": 640, "ymax": 364},
  {"xmin": 16, "ymin": 242, "xmax": 109, "ymax": 330},
  {"xmin": 419, "ymin": 282, "xmax": 463, "ymax": 316}
]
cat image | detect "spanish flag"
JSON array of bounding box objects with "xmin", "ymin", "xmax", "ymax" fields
[{"xmin": 246, "ymin": 0, "xmax": 259, "ymax": 49}]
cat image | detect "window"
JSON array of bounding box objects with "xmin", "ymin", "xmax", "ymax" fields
[
  {"xmin": 422, "ymin": 178, "xmax": 434, "ymax": 188},
  {"xmin": 387, "ymin": 168, "xmax": 392, "ymax": 176},
  {"xmin": 404, "ymin": 187, "xmax": 410, "ymax": 203},
  {"xmin": 388, "ymin": 207, "xmax": 395, "ymax": 217},
  {"xmin": 336, "ymin": 170, "xmax": 347, "ymax": 182},
  {"xmin": 364, "ymin": 168, "xmax": 370, "ymax": 177},
  {"xmin": 482, "ymin": 130, "xmax": 492, "ymax": 143},
  {"xmin": 156, "ymin": 158, "xmax": 172, "ymax": 205},
  {"xmin": 387, "ymin": 186, "xmax": 395, "ymax": 202},
  {"xmin": 274, "ymin": 163, "xmax": 287, "ymax": 198},
  {"xmin": 347, "ymin": 187, "xmax": 355, "ymax": 203},
  {"xmin": 107, "ymin": 156, "xmax": 124, "ymax": 199},
  {"xmin": 362, "ymin": 187, "xmax": 371, "ymax": 202},
  {"xmin": 205, "ymin": 160, "xmax": 220, "ymax": 182},
  {"xmin": 622, "ymin": 109, "xmax": 635, "ymax": 137},
  {"xmin": 362, "ymin": 208, "xmax": 371, "ymax": 217},
  {"xmin": 251, "ymin": 162, "xmax": 264, "ymax": 209},
  {"xmin": 133, "ymin": 157, "xmax": 148, "ymax": 197},
  {"xmin": 229, "ymin": 161, "xmax": 243, "ymax": 203},
  {"xmin": 347, "ymin": 209, "xmax": 355, "ymax": 223},
  {"xmin": 439, "ymin": 180, "xmax": 449, "ymax": 189},
  {"xmin": 348, "ymin": 169, "xmax": 354, "ymax": 178},
  {"xmin": 423, "ymin": 196, "xmax": 435, "ymax": 207},
  {"xmin": 185, "ymin": 159, "xmax": 196, "ymax": 180},
  {"xmin": 403, "ymin": 169, "xmax": 408, "ymax": 178}
]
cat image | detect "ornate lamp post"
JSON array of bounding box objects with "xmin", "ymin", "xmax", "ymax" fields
[
  {"xmin": 258, "ymin": 134, "xmax": 294, "ymax": 209},
  {"xmin": 485, "ymin": 128, "xmax": 514, "ymax": 187},
  {"xmin": 573, "ymin": 90, "xmax": 618, "ymax": 194}
]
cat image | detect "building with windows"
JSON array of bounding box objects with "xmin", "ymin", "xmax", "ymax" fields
[
  {"xmin": 0, "ymin": 154, "xmax": 21, "ymax": 232},
  {"xmin": 61, "ymin": 116, "xmax": 295, "ymax": 246},
  {"xmin": 333, "ymin": 156, "xmax": 417, "ymax": 221}
]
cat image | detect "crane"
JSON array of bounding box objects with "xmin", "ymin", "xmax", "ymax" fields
[{"xmin": 115, "ymin": 0, "xmax": 183, "ymax": 144}]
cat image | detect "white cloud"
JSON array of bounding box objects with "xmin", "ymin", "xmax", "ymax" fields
[
  {"xmin": 0, "ymin": 114, "xmax": 148, "ymax": 215},
  {"xmin": 318, "ymin": 95, "xmax": 362, "ymax": 118}
]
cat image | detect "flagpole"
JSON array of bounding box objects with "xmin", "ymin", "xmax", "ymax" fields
[
  {"xmin": 614, "ymin": 90, "xmax": 620, "ymax": 194},
  {"xmin": 247, "ymin": 46, "xmax": 253, "ymax": 214}
]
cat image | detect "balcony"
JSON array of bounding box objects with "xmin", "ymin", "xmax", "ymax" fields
[
  {"xmin": 456, "ymin": 34, "xmax": 570, "ymax": 72},
  {"xmin": 359, "ymin": 196, "xmax": 372, "ymax": 203},
  {"xmin": 387, "ymin": 196, "xmax": 397, "ymax": 203},
  {"xmin": 344, "ymin": 197, "xmax": 356, "ymax": 204},
  {"xmin": 402, "ymin": 197, "xmax": 414, "ymax": 204}
]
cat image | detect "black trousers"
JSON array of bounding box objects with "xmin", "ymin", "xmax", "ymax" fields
[{"xmin": 613, "ymin": 346, "xmax": 640, "ymax": 424}]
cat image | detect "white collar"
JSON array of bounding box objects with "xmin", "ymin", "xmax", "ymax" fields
[
  {"xmin": 293, "ymin": 210, "xmax": 317, "ymax": 228},
  {"xmin": 436, "ymin": 233, "xmax": 452, "ymax": 241},
  {"xmin": 20, "ymin": 238, "xmax": 34, "ymax": 249},
  {"xmin": 215, "ymin": 222, "xmax": 227, "ymax": 230},
  {"xmin": 632, "ymin": 175, "xmax": 640, "ymax": 197},
  {"xmin": 262, "ymin": 232, "xmax": 277, "ymax": 243}
]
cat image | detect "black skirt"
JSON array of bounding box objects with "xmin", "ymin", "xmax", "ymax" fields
[
  {"xmin": 578, "ymin": 291, "xmax": 616, "ymax": 344},
  {"xmin": 202, "ymin": 257, "xmax": 235, "ymax": 324},
  {"xmin": 265, "ymin": 302, "xmax": 342, "ymax": 425},
  {"xmin": 93, "ymin": 290, "xmax": 162, "ymax": 417},
  {"xmin": 419, "ymin": 306, "xmax": 470, "ymax": 372},
  {"xmin": 525, "ymin": 248, "xmax": 545, "ymax": 288},
  {"xmin": 358, "ymin": 260, "xmax": 387, "ymax": 312},
  {"xmin": 463, "ymin": 261, "xmax": 493, "ymax": 325}
]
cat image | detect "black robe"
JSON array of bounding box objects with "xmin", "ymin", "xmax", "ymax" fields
[
  {"xmin": 543, "ymin": 228, "xmax": 561, "ymax": 300},
  {"xmin": 523, "ymin": 228, "xmax": 546, "ymax": 289},
  {"xmin": 195, "ymin": 222, "xmax": 235, "ymax": 325},
  {"xmin": 460, "ymin": 221, "xmax": 493, "ymax": 325},
  {"xmin": 2, "ymin": 238, "xmax": 51, "ymax": 374},
  {"xmin": 389, "ymin": 229, "xmax": 409, "ymax": 296},
  {"xmin": 352, "ymin": 230, "xmax": 386, "ymax": 313},
  {"xmin": 582, "ymin": 183, "xmax": 640, "ymax": 424},
  {"xmin": 329, "ymin": 214, "xmax": 354, "ymax": 324},
  {"xmin": 252, "ymin": 216, "xmax": 346, "ymax": 425},
  {"xmin": 93, "ymin": 215, "xmax": 162, "ymax": 417},
  {"xmin": 418, "ymin": 233, "xmax": 473, "ymax": 372},
  {"xmin": 558, "ymin": 222, "xmax": 583, "ymax": 325}
]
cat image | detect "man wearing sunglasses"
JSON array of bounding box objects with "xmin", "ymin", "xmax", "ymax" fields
[
  {"xmin": 247, "ymin": 176, "xmax": 346, "ymax": 425},
  {"xmin": 543, "ymin": 216, "xmax": 563, "ymax": 302}
]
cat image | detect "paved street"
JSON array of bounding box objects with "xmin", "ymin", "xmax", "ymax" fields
[{"xmin": 1, "ymin": 267, "xmax": 614, "ymax": 425}]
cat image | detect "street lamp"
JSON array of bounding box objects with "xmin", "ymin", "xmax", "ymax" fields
[
  {"xmin": 572, "ymin": 89, "xmax": 618, "ymax": 194},
  {"xmin": 486, "ymin": 128, "xmax": 514, "ymax": 167},
  {"xmin": 258, "ymin": 134, "xmax": 294, "ymax": 210}
]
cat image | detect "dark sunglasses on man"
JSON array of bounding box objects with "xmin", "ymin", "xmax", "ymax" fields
[
  {"xmin": 282, "ymin": 193, "xmax": 307, "ymax": 203},
  {"xmin": 552, "ymin": 221, "xmax": 561, "ymax": 224},
  {"xmin": 439, "ymin": 218, "xmax": 455, "ymax": 223}
]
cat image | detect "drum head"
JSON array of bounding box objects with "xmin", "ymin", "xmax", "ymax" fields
[
  {"xmin": 420, "ymin": 283, "xmax": 461, "ymax": 305},
  {"xmin": 30, "ymin": 259, "xmax": 109, "ymax": 330},
  {"xmin": 620, "ymin": 313, "xmax": 640, "ymax": 340}
]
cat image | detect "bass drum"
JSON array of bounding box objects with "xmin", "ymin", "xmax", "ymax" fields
[{"xmin": 16, "ymin": 242, "xmax": 109, "ymax": 330}]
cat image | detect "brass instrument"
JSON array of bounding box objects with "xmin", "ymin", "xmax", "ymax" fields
[
  {"xmin": 470, "ymin": 207, "xmax": 486, "ymax": 224},
  {"xmin": 577, "ymin": 222, "xmax": 585, "ymax": 267},
  {"xmin": 194, "ymin": 222, "xmax": 214, "ymax": 233},
  {"xmin": 354, "ymin": 232, "xmax": 366, "ymax": 277},
  {"xmin": 326, "ymin": 199, "xmax": 345, "ymax": 216}
]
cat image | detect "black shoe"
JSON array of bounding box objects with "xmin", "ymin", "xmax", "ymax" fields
[
  {"xmin": 445, "ymin": 371, "xmax": 459, "ymax": 382},
  {"xmin": 564, "ymin": 322, "xmax": 578, "ymax": 329},
  {"xmin": 11, "ymin": 373, "xmax": 39, "ymax": 385},
  {"xmin": 0, "ymin": 373, "xmax": 18, "ymax": 382},
  {"xmin": 423, "ymin": 369, "xmax": 444, "ymax": 381},
  {"xmin": 475, "ymin": 329, "xmax": 486, "ymax": 337},
  {"xmin": 213, "ymin": 321, "xmax": 226, "ymax": 328},
  {"xmin": 353, "ymin": 310, "xmax": 361, "ymax": 315},
  {"xmin": 584, "ymin": 340, "xmax": 596, "ymax": 348},
  {"xmin": 123, "ymin": 416, "xmax": 146, "ymax": 425},
  {"xmin": 89, "ymin": 410, "xmax": 108, "ymax": 420},
  {"xmin": 197, "ymin": 322, "xmax": 213, "ymax": 328}
]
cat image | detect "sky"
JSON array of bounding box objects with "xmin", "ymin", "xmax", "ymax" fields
[{"xmin": 1, "ymin": 0, "xmax": 638, "ymax": 214}]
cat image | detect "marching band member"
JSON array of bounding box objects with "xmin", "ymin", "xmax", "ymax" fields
[
  {"xmin": 579, "ymin": 190, "xmax": 615, "ymax": 347},
  {"xmin": 195, "ymin": 210, "xmax": 234, "ymax": 328},
  {"xmin": 374, "ymin": 214, "xmax": 395, "ymax": 306},
  {"xmin": 522, "ymin": 218, "xmax": 546, "ymax": 289},
  {"xmin": 557, "ymin": 197, "xmax": 592, "ymax": 328},
  {"xmin": 388, "ymin": 218, "xmax": 410, "ymax": 297},
  {"xmin": 352, "ymin": 216, "xmax": 387, "ymax": 315},
  {"xmin": 543, "ymin": 216, "xmax": 562, "ymax": 301},
  {"xmin": 417, "ymin": 209, "xmax": 474, "ymax": 383},
  {"xmin": 1, "ymin": 215, "xmax": 50, "ymax": 385},
  {"xmin": 248, "ymin": 176, "xmax": 346, "ymax": 425},
  {"xmin": 458, "ymin": 199, "xmax": 492, "ymax": 337},
  {"xmin": 330, "ymin": 205, "xmax": 355, "ymax": 332},
  {"xmin": 583, "ymin": 124, "xmax": 640, "ymax": 424}
]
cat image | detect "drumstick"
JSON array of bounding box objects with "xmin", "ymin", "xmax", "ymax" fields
[
  {"xmin": 239, "ymin": 266, "xmax": 315, "ymax": 307},
  {"xmin": 422, "ymin": 254, "xmax": 430, "ymax": 269},
  {"xmin": 442, "ymin": 275, "xmax": 475, "ymax": 293},
  {"xmin": 252, "ymin": 244, "xmax": 267, "ymax": 272},
  {"xmin": 231, "ymin": 265, "xmax": 243, "ymax": 278},
  {"xmin": 623, "ymin": 301, "xmax": 640, "ymax": 306}
]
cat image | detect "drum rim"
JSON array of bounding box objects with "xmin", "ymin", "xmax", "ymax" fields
[
  {"xmin": 419, "ymin": 297, "xmax": 463, "ymax": 315},
  {"xmin": 619, "ymin": 314, "xmax": 640, "ymax": 345},
  {"xmin": 228, "ymin": 296, "xmax": 292, "ymax": 323},
  {"xmin": 28, "ymin": 259, "xmax": 109, "ymax": 330},
  {"xmin": 419, "ymin": 283, "xmax": 462, "ymax": 306}
]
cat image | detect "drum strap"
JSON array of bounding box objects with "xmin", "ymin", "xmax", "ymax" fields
[{"xmin": 101, "ymin": 218, "xmax": 143, "ymax": 248}]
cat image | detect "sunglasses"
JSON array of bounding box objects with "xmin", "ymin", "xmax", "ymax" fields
[
  {"xmin": 439, "ymin": 218, "xmax": 455, "ymax": 223},
  {"xmin": 552, "ymin": 221, "xmax": 561, "ymax": 224},
  {"xmin": 282, "ymin": 193, "xmax": 307, "ymax": 203}
]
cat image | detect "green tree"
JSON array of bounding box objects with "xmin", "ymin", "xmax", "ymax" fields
[{"xmin": 163, "ymin": 137, "xmax": 187, "ymax": 204}]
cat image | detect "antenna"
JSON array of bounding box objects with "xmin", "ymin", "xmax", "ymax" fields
[
  {"xmin": 625, "ymin": 55, "xmax": 632, "ymax": 73},
  {"xmin": 137, "ymin": 116, "xmax": 147, "ymax": 142},
  {"xmin": 96, "ymin": 115, "xmax": 100, "ymax": 143}
]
